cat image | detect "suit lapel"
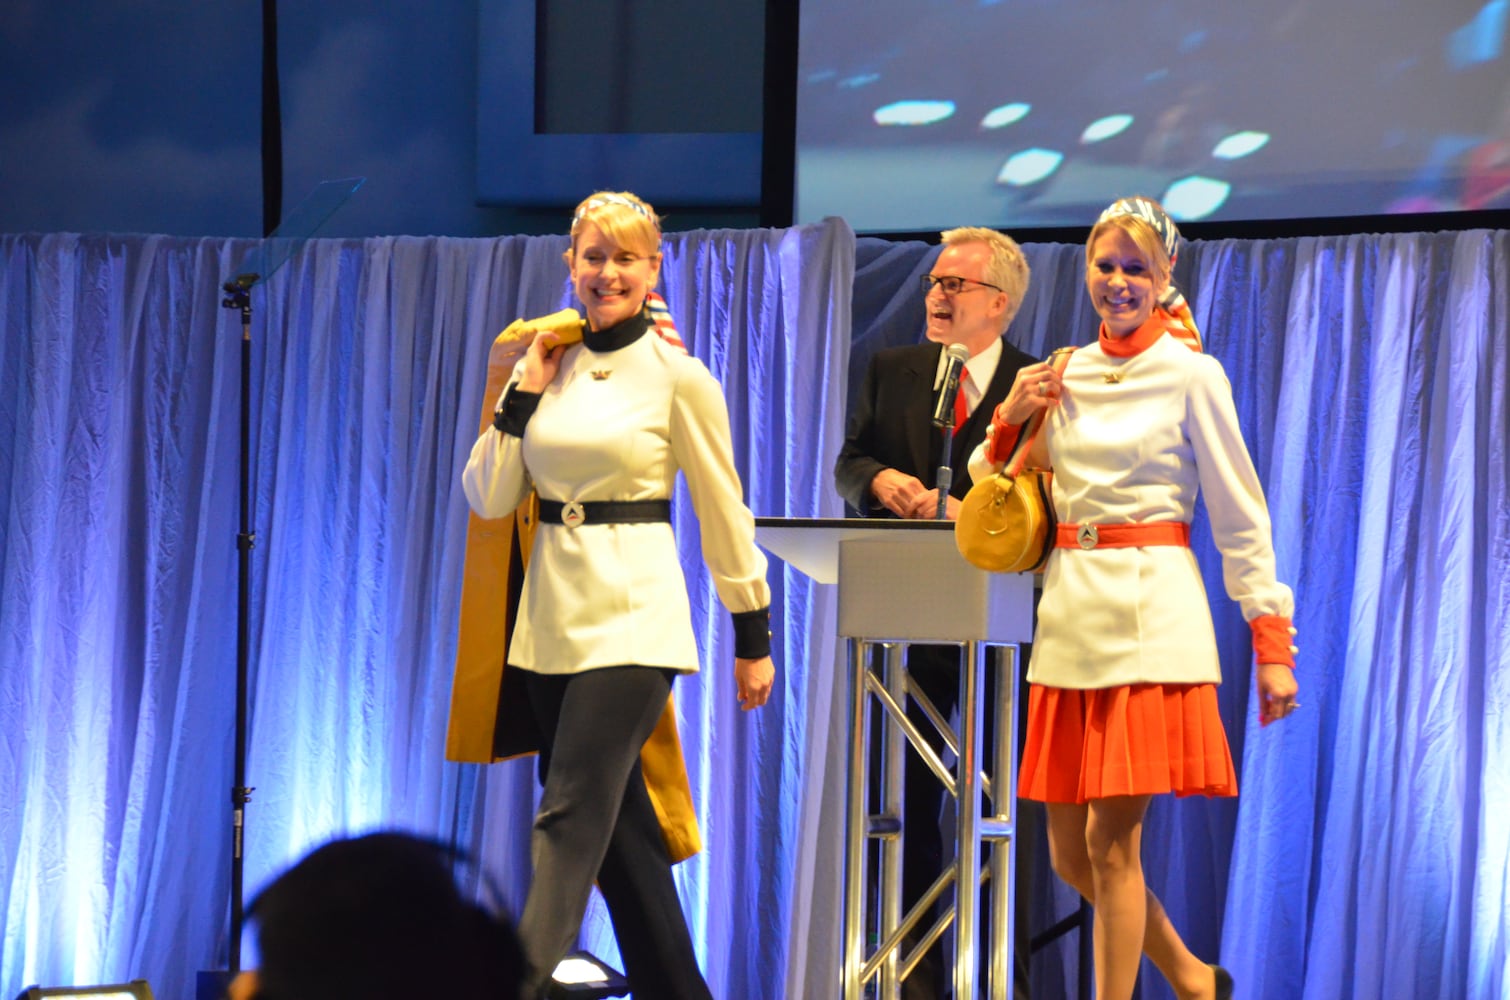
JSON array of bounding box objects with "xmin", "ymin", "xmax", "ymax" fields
[{"xmin": 904, "ymin": 344, "xmax": 942, "ymax": 478}]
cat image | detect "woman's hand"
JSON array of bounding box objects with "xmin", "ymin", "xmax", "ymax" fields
[
  {"xmin": 1257, "ymin": 662, "xmax": 1299, "ymax": 727},
  {"xmin": 515, "ymin": 332, "xmax": 568, "ymax": 394},
  {"xmin": 487, "ymin": 332, "xmax": 532, "ymax": 375},
  {"xmin": 998, "ymin": 361, "xmax": 1064, "ymax": 426},
  {"xmin": 735, "ymin": 655, "xmax": 775, "ymax": 711}
]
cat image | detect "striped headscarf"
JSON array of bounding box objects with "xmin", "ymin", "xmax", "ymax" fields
[
  {"xmin": 645, "ymin": 290, "xmax": 687, "ymax": 352},
  {"xmin": 1096, "ymin": 196, "xmax": 1202, "ymax": 352},
  {"xmin": 572, "ymin": 192, "xmax": 656, "ymax": 230}
]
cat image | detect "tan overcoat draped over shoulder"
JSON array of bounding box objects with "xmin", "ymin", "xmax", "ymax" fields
[{"xmin": 443, "ymin": 328, "xmax": 702, "ymax": 863}]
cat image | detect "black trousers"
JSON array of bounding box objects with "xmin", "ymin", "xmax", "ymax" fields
[{"xmin": 518, "ymin": 666, "xmax": 712, "ymax": 1000}]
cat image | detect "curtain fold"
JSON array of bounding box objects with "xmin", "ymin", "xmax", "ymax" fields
[{"xmin": 1, "ymin": 224, "xmax": 1507, "ymax": 1000}]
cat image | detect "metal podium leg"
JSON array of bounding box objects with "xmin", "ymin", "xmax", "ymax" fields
[
  {"xmin": 844, "ymin": 637, "xmax": 1024, "ymax": 1000},
  {"xmin": 879, "ymin": 643, "xmax": 905, "ymax": 999},
  {"xmin": 989, "ymin": 644, "xmax": 1019, "ymax": 999},
  {"xmin": 955, "ymin": 640, "xmax": 984, "ymax": 1000},
  {"xmin": 844, "ymin": 638, "xmax": 869, "ymax": 1000}
]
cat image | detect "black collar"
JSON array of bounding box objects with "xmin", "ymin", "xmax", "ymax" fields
[{"xmin": 582, "ymin": 308, "xmax": 652, "ymax": 353}]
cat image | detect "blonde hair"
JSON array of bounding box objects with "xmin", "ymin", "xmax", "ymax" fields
[
  {"xmin": 940, "ymin": 226, "xmax": 1030, "ymax": 326},
  {"xmin": 569, "ymin": 191, "xmax": 662, "ymax": 257},
  {"xmin": 1084, "ymin": 213, "xmax": 1172, "ymax": 286}
]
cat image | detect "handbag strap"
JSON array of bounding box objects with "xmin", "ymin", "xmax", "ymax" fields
[{"xmin": 1003, "ymin": 347, "xmax": 1075, "ymax": 478}]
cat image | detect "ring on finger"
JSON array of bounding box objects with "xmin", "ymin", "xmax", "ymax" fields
[{"xmin": 1037, "ymin": 381, "xmax": 1048, "ymax": 396}]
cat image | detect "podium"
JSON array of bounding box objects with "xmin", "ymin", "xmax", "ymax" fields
[{"xmin": 755, "ymin": 518, "xmax": 1034, "ymax": 1000}]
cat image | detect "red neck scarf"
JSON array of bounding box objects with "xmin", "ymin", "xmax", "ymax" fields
[{"xmin": 1099, "ymin": 308, "xmax": 1201, "ymax": 358}]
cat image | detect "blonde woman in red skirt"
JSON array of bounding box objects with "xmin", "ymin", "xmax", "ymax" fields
[{"xmin": 970, "ymin": 196, "xmax": 1299, "ymax": 1000}]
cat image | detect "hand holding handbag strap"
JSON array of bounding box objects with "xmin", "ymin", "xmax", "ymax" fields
[{"xmin": 1002, "ymin": 347, "xmax": 1075, "ymax": 477}]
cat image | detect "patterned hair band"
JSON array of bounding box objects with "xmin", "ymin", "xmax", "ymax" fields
[
  {"xmin": 1097, "ymin": 196, "xmax": 1181, "ymax": 265},
  {"xmin": 572, "ymin": 193, "xmax": 657, "ymax": 231},
  {"xmin": 1097, "ymin": 196, "xmax": 1202, "ymax": 352}
]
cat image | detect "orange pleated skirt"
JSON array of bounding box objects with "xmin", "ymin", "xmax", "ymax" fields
[{"xmin": 1017, "ymin": 682, "xmax": 1238, "ymax": 803}]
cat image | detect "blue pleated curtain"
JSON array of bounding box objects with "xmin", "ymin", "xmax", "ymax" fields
[{"xmin": 0, "ymin": 223, "xmax": 1506, "ymax": 1000}]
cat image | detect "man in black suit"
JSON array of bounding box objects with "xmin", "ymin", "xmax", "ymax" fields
[
  {"xmin": 834, "ymin": 226, "xmax": 1036, "ymax": 999},
  {"xmin": 836, "ymin": 227, "xmax": 1034, "ymax": 518}
]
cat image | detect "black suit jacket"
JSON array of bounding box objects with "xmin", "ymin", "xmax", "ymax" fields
[{"xmin": 834, "ymin": 336, "xmax": 1037, "ymax": 516}]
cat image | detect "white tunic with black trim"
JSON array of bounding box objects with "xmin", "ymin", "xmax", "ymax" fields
[
  {"xmin": 973, "ymin": 332, "xmax": 1293, "ymax": 689},
  {"xmin": 461, "ymin": 322, "xmax": 769, "ymax": 675}
]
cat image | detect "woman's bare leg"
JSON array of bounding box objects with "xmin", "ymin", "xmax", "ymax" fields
[
  {"xmin": 1044, "ymin": 801, "xmax": 1220, "ymax": 1000},
  {"xmin": 1083, "ymin": 795, "xmax": 1149, "ymax": 1000}
]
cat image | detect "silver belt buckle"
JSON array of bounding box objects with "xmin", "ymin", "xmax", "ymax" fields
[
  {"xmin": 561, "ymin": 501, "xmax": 585, "ymax": 528},
  {"xmin": 1076, "ymin": 524, "xmax": 1099, "ymax": 549}
]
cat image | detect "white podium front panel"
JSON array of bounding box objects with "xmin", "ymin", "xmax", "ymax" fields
[
  {"xmin": 836, "ymin": 533, "xmax": 1033, "ymax": 643},
  {"xmin": 754, "ymin": 518, "xmax": 1035, "ymax": 645}
]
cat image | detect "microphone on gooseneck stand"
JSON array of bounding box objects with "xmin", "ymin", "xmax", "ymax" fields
[
  {"xmin": 932, "ymin": 343, "xmax": 970, "ymax": 427},
  {"xmin": 932, "ymin": 343, "xmax": 970, "ymax": 519}
]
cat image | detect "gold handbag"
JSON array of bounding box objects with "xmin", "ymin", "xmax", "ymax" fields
[
  {"xmin": 956, "ymin": 466, "xmax": 1056, "ymax": 573},
  {"xmin": 955, "ymin": 348, "xmax": 1072, "ymax": 573}
]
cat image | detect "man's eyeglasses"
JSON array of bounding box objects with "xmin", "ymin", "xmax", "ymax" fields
[{"xmin": 920, "ymin": 274, "xmax": 1002, "ymax": 296}]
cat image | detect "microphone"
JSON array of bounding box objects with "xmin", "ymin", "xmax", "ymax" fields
[
  {"xmin": 931, "ymin": 343, "xmax": 970, "ymax": 519},
  {"xmin": 932, "ymin": 343, "xmax": 970, "ymax": 427}
]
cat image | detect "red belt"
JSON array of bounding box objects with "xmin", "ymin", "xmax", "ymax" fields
[{"xmin": 1055, "ymin": 522, "xmax": 1191, "ymax": 550}]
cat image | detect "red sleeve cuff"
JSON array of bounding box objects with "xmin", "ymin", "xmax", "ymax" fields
[
  {"xmin": 985, "ymin": 414, "xmax": 1023, "ymax": 466},
  {"xmin": 1251, "ymin": 614, "xmax": 1296, "ymax": 669}
]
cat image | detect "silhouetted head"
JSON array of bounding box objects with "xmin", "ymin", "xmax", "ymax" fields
[{"xmin": 244, "ymin": 832, "xmax": 523, "ymax": 1000}]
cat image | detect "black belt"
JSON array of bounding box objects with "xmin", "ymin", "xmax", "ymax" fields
[{"xmin": 538, "ymin": 499, "xmax": 672, "ymax": 527}]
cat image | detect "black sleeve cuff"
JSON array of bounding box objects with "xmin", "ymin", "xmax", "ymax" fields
[
  {"xmin": 732, "ymin": 607, "xmax": 772, "ymax": 660},
  {"xmin": 493, "ymin": 386, "xmax": 541, "ymax": 437}
]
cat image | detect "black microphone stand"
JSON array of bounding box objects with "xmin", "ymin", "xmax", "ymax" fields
[
  {"xmin": 202, "ymin": 181, "xmax": 363, "ymax": 998},
  {"xmin": 218, "ymin": 274, "xmax": 259, "ymax": 974},
  {"xmin": 935, "ymin": 416, "xmax": 956, "ymax": 521}
]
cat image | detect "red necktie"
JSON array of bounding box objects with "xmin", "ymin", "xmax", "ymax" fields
[{"xmin": 954, "ymin": 365, "xmax": 971, "ymax": 426}]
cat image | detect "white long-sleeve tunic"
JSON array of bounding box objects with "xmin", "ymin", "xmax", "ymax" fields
[
  {"xmin": 973, "ymin": 331, "xmax": 1293, "ymax": 689},
  {"xmin": 461, "ymin": 323, "xmax": 769, "ymax": 675}
]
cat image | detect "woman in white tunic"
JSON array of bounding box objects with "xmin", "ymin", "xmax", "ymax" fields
[
  {"xmin": 970, "ymin": 198, "xmax": 1299, "ymax": 1000},
  {"xmin": 462, "ymin": 191, "xmax": 774, "ymax": 998}
]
